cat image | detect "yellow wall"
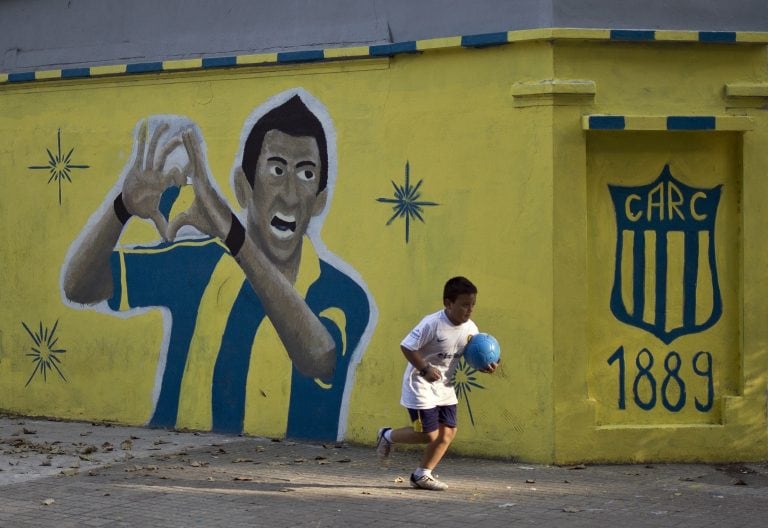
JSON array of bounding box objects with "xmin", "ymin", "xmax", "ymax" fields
[
  {"xmin": 1, "ymin": 34, "xmax": 767, "ymax": 463},
  {"xmin": 551, "ymin": 40, "xmax": 768, "ymax": 463}
]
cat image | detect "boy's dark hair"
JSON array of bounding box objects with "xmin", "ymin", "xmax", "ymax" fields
[
  {"xmin": 241, "ymin": 94, "xmax": 328, "ymax": 193},
  {"xmin": 443, "ymin": 276, "xmax": 477, "ymax": 302}
]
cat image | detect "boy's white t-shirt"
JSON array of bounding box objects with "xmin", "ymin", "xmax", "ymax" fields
[{"xmin": 400, "ymin": 309, "xmax": 479, "ymax": 409}]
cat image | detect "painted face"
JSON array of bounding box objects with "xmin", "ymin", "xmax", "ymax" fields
[
  {"xmin": 246, "ymin": 129, "xmax": 325, "ymax": 264},
  {"xmin": 444, "ymin": 293, "xmax": 476, "ymax": 325}
]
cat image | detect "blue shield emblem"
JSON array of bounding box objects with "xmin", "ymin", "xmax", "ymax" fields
[{"xmin": 608, "ymin": 165, "xmax": 722, "ymax": 344}]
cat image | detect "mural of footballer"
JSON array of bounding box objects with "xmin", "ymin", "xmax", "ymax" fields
[{"xmin": 61, "ymin": 89, "xmax": 376, "ymax": 441}]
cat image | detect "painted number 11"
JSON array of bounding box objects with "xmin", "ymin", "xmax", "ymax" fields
[{"xmin": 607, "ymin": 347, "xmax": 714, "ymax": 412}]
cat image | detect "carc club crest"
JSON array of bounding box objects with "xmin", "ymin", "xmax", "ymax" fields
[{"xmin": 608, "ymin": 165, "xmax": 722, "ymax": 344}]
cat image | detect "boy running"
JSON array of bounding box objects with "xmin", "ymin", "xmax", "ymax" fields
[{"xmin": 376, "ymin": 276, "xmax": 497, "ymax": 490}]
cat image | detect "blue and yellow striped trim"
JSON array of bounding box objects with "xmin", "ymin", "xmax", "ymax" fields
[
  {"xmin": 3, "ymin": 27, "xmax": 768, "ymax": 85},
  {"xmin": 583, "ymin": 115, "xmax": 755, "ymax": 131}
]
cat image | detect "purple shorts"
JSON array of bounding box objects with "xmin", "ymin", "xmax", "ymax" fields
[{"xmin": 407, "ymin": 405, "xmax": 457, "ymax": 433}]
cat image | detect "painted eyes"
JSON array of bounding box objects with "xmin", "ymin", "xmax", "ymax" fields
[
  {"xmin": 267, "ymin": 165, "xmax": 315, "ymax": 181},
  {"xmin": 297, "ymin": 169, "xmax": 315, "ymax": 181}
]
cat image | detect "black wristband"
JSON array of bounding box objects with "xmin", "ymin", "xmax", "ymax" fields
[
  {"xmin": 419, "ymin": 365, "xmax": 431, "ymax": 377},
  {"xmin": 113, "ymin": 193, "xmax": 132, "ymax": 225},
  {"xmin": 224, "ymin": 213, "xmax": 245, "ymax": 256}
]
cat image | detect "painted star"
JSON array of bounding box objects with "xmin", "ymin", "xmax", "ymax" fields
[
  {"xmin": 29, "ymin": 128, "xmax": 90, "ymax": 205},
  {"xmin": 22, "ymin": 320, "xmax": 67, "ymax": 387},
  {"xmin": 376, "ymin": 161, "xmax": 438, "ymax": 243},
  {"xmin": 452, "ymin": 359, "xmax": 485, "ymax": 426}
]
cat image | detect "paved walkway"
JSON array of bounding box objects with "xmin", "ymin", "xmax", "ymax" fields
[{"xmin": 1, "ymin": 415, "xmax": 767, "ymax": 527}]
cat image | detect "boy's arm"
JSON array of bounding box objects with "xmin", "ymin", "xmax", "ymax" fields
[{"xmin": 401, "ymin": 345, "xmax": 441, "ymax": 382}]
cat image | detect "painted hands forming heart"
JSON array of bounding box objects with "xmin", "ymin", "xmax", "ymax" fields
[{"xmin": 122, "ymin": 119, "xmax": 234, "ymax": 242}]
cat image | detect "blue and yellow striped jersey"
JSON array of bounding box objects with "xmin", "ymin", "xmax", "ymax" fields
[{"xmin": 108, "ymin": 236, "xmax": 370, "ymax": 441}]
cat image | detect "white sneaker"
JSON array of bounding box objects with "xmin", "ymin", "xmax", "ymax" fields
[
  {"xmin": 410, "ymin": 473, "xmax": 448, "ymax": 491},
  {"xmin": 376, "ymin": 427, "xmax": 392, "ymax": 458}
]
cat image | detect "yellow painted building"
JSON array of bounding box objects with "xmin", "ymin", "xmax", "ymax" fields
[{"xmin": 1, "ymin": 29, "xmax": 767, "ymax": 463}]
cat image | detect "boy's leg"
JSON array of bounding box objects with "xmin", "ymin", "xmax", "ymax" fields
[
  {"xmin": 400, "ymin": 406, "xmax": 456, "ymax": 491},
  {"xmin": 382, "ymin": 407, "xmax": 434, "ymax": 448},
  {"xmin": 389, "ymin": 426, "xmax": 431, "ymax": 444},
  {"xmin": 388, "ymin": 407, "xmax": 437, "ymax": 444},
  {"xmin": 376, "ymin": 418, "xmax": 429, "ymax": 461},
  {"xmin": 387, "ymin": 406, "xmax": 457, "ymax": 451},
  {"xmin": 418, "ymin": 405, "xmax": 458, "ymax": 471},
  {"xmin": 419, "ymin": 422, "xmax": 456, "ymax": 470},
  {"xmin": 376, "ymin": 427, "xmax": 394, "ymax": 458}
]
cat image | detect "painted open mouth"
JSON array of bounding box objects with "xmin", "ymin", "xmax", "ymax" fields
[{"xmin": 270, "ymin": 212, "xmax": 297, "ymax": 239}]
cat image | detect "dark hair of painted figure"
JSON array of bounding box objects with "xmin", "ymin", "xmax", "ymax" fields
[{"xmin": 241, "ymin": 95, "xmax": 329, "ymax": 193}]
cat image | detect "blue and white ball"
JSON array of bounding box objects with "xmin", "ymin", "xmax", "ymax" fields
[{"xmin": 463, "ymin": 333, "xmax": 501, "ymax": 370}]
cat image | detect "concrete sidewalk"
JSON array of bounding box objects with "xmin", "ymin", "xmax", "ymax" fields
[{"xmin": 1, "ymin": 415, "xmax": 767, "ymax": 527}]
